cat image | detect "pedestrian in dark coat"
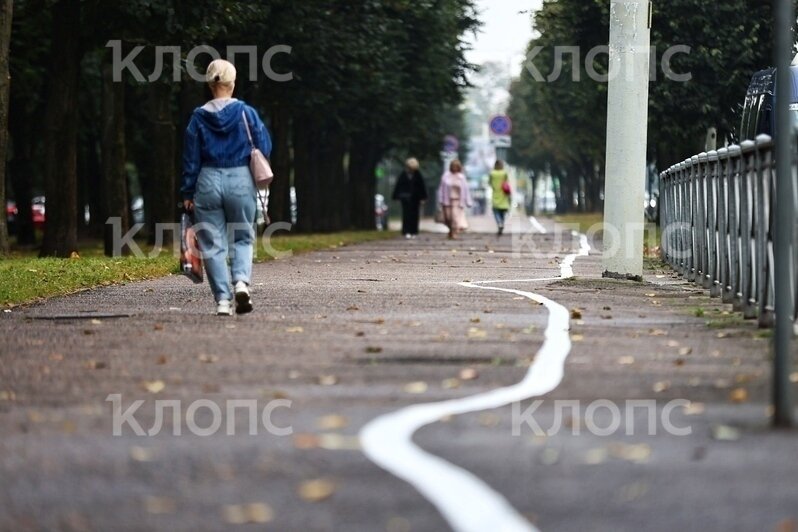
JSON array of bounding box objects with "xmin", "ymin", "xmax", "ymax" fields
[{"xmin": 392, "ymin": 158, "xmax": 428, "ymax": 239}]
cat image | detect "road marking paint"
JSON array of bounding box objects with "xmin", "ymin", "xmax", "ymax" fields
[
  {"xmin": 360, "ymin": 229, "xmax": 591, "ymax": 532},
  {"xmin": 529, "ymin": 216, "xmax": 548, "ymax": 234}
]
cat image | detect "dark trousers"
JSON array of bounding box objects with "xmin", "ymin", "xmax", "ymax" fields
[{"xmin": 401, "ymin": 200, "xmax": 421, "ymax": 235}]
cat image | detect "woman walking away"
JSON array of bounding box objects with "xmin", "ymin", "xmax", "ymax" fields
[
  {"xmin": 437, "ymin": 160, "xmax": 473, "ymax": 240},
  {"xmin": 490, "ymin": 160, "xmax": 511, "ymax": 236},
  {"xmin": 392, "ymin": 158, "xmax": 428, "ymax": 239},
  {"xmin": 181, "ymin": 59, "xmax": 272, "ymax": 316}
]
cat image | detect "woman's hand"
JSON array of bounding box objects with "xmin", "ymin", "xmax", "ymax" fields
[{"xmin": 183, "ymin": 199, "xmax": 195, "ymax": 212}]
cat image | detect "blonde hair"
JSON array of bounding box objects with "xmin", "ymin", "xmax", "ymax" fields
[
  {"xmin": 449, "ymin": 159, "xmax": 463, "ymax": 173},
  {"xmin": 206, "ymin": 59, "xmax": 237, "ymax": 88},
  {"xmin": 405, "ymin": 158, "xmax": 420, "ymax": 171}
]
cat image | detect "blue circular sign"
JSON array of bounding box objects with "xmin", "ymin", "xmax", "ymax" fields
[
  {"xmin": 443, "ymin": 135, "xmax": 459, "ymax": 153},
  {"xmin": 489, "ymin": 115, "xmax": 513, "ymax": 136}
]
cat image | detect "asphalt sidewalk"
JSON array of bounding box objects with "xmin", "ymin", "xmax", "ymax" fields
[{"xmin": 0, "ymin": 213, "xmax": 796, "ymax": 532}]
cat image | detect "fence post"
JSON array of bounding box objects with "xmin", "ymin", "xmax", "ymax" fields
[{"xmin": 773, "ymin": 0, "xmax": 795, "ymax": 427}]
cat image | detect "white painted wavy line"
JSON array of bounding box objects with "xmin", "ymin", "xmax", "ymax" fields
[
  {"xmin": 359, "ymin": 231, "xmax": 590, "ymax": 532},
  {"xmin": 529, "ymin": 216, "xmax": 548, "ymax": 234}
]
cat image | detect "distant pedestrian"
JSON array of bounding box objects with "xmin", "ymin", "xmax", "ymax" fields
[
  {"xmin": 392, "ymin": 158, "xmax": 428, "ymax": 239},
  {"xmin": 437, "ymin": 160, "xmax": 472, "ymax": 240},
  {"xmin": 490, "ymin": 160, "xmax": 511, "ymax": 236},
  {"xmin": 181, "ymin": 59, "xmax": 272, "ymax": 316}
]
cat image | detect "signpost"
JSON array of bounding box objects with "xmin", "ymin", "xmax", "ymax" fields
[
  {"xmin": 601, "ymin": 0, "xmax": 651, "ymax": 281},
  {"xmin": 489, "ymin": 115, "xmax": 513, "ymax": 161},
  {"xmin": 441, "ymin": 135, "xmax": 459, "ymax": 174}
]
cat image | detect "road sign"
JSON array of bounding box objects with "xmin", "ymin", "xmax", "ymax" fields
[
  {"xmin": 490, "ymin": 136, "xmax": 512, "ymax": 148},
  {"xmin": 443, "ymin": 135, "xmax": 459, "ymax": 153},
  {"xmin": 489, "ymin": 115, "xmax": 513, "ymax": 136}
]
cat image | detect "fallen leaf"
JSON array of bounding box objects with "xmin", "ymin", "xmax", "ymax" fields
[
  {"xmin": 318, "ymin": 433, "xmax": 361, "ymax": 451},
  {"xmin": 143, "ymin": 380, "xmax": 165, "ymax": 394},
  {"xmin": 570, "ymin": 308, "xmax": 583, "ymax": 320},
  {"xmin": 652, "ymin": 381, "xmax": 671, "ymax": 393},
  {"xmin": 130, "ymin": 446, "xmax": 155, "ymax": 462},
  {"xmin": 317, "ymin": 415, "xmax": 348, "ymax": 431},
  {"xmin": 346, "ymin": 306, "xmax": 360, "ymax": 312},
  {"xmin": 317, "ymin": 375, "xmax": 339, "ymax": 386},
  {"xmin": 645, "ymin": 293, "xmax": 657, "ymax": 298},
  {"xmin": 583, "ymin": 448, "xmax": 608, "ymax": 465},
  {"xmin": 609, "ymin": 442, "xmax": 652, "ymax": 463},
  {"xmin": 49, "ymin": 353, "xmax": 64, "ymax": 362},
  {"xmin": 286, "ymin": 326, "xmax": 304, "ymax": 333},
  {"xmin": 85, "ymin": 360, "xmax": 107, "ymax": 370},
  {"xmin": 365, "ymin": 346, "xmax": 383, "ymax": 354},
  {"xmin": 470, "ymin": 317, "xmax": 481, "ymax": 324},
  {"xmin": 682, "ymin": 402, "xmax": 705, "ymax": 416},
  {"xmin": 711, "ymin": 424, "xmax": 741, "ymax": 441},
  {"xmin": 403, "ymin": 381, "xmax": 428, "ymax": 394},
  {"xmin": 618, "ymin": 356, "xmax": 635, "ymax": 366},
  {"xmin": 153, "ymin": 324, "xmax": 164, "ymax": 331},
  {"xmin": 442, "ymin": 378, "xmax": 461, "ymax": 390},
  {"xmin": 729, "ymin": 388, "xmax": 749, "ymax": 404},
  {"xmin": 91, "ymin": 319, "xmax": 103, "ymax": 325},
  {"xmin": 539, "ymin": 447, "xmax": 561, "ymax": 465},
  {"xmin": 478, "ymin": 413, "xmax": 500, "ymax": 427},
  {"xmin": 223, "ymin": 503, "xmax": 274, "ymax": 524},
  {"xmin": 649, "ymin": 329, "xmax": 667, "ymax": 336},
  {"xmin": 468, "ymin": 328, "xmax": 487, "ymax": 339},
  {"xmin": 572, "ymin": 334, "xmax": 585, "ymax": 342},
  {"xmin": 297, "ymin": 479, "xmax": 336, "ymax": 502},
  {"xmin": 678, "ymin": 347, "xmax": 693, "ymax": 356},
  {"xmin": 144, "ymin": 496, "xmax": 176, "ymax": 515},
  {"xmin": 199, "ymin": 354, "xmax": 219, "ymax": 364},
  {"xmin": 293, "ymin": 433, "xmax": 321, "ymax": 450},
  {"xmin": 156, "ymin": 355, "xmax": 168, "ymax": 365},
  {"xmin": 459, "ymin": 368, "xmax": 479, "ymax": 381},
  {"xmin": 667, "ymin": 340, "xmax": 681, "ymax": 348}
]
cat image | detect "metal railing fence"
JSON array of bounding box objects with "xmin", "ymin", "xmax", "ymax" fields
[{"xmin": 660, "ymin": 134, "xmax": 798, "ymax": 328}]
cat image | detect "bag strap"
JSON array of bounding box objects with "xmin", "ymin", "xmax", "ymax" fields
[{"xmin": 242, "ymin": 110, "xmax": 256, "ymax": 149}]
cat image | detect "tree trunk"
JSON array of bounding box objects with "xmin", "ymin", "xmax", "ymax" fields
[
  {"xmin": 147, "ymin": 81, "xmax": 176, "ymax": 246},
  {"xmin": 40, "ymin": 0, "xmax": 80, "ymax": 257},
  {"xmin": 0, "ymin": 0, "xmax": 13, "ymax": 254},
  {"xmin": 8, "ymin": 99, "xmax": 36, "ymax": 246},
  {"xmin": 102, "ymin": 58, "xmax": 129, "ymax": 256},
  {"xmin": 268, "ymin": 106, "xmax": 292, "ymax": 226},
  {"xmin": 293, "ymin": 117, "xmax": 320, "ymax": 233},
  {"xmin": 348, "ymin": 132, "xmax": 381, "ymax": 230}
]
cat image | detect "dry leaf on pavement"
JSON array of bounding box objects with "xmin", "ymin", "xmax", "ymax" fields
[
  {"xmin": 711, "ymin": 424, "xmax": 741, "ymax": 441},
  {"xmin": 297, "ymin": 479, "xmax": 336, "ymax": 502},
  {"xmin": 729, "ymin": 388, "xmax": 749, "ymax": 403},
  {"xmin": 143, "ymin": 380, "xmax": 165, "ymax": 394},
  {"xmin": 403, "ymin": 381, "xmax": 428, "ymax": 394},
  {"xmin": 459, "ymin": 368, "xmax": 479, "ymax": 381},
  {"xmin": 317, "ymin": 415, "xmax": 348, "ymax": 431}
]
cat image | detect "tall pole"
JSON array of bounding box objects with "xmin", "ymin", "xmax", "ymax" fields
[
  {"xmin": 602, "ymin": 1, "xmax": 652, "ymax": 280},
  {"xmin": 772, "ymin": 0, "xmax": 794, "ymax": 428}
]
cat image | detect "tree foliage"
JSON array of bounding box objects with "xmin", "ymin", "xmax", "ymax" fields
[
  {"xmin": 2, "ymin": 0, "xmax": 478, "ymax": 256},
  {"xmin": 508, "ymin": 0, "xmax": 782, "ymax": 213}
]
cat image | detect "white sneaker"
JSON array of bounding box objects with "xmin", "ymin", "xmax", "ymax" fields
[
  {"xmin": 216, "ymin": 300, "xmax": 234, "ymax": 316},
  {"xmin": 234, "ymin": 281, "xmax": 253, "ymax": 314}
]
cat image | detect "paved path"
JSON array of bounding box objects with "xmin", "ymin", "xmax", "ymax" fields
[{"xmin": 1, "ymin": 214, "xmax": 796, "ymax": 532}]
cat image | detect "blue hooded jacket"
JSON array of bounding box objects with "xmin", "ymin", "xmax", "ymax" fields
[{"xmin": 181, "ymin": 100, "xmax": 272, "ymax": 200}]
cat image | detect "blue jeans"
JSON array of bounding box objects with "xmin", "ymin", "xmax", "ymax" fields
[
  {"xmin": 194, "ymin": 166, "xmax": 256, "ymax": 303},
  {"xmin": 493, "ymin": 208, "xmax": 508, "ymax": 228}
]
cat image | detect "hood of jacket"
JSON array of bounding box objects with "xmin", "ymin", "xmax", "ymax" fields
[{"xmin": 193, "ymin": 100, "xmax": 247, "ymax": 135}]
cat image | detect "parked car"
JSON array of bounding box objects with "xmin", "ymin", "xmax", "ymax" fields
[
  {"xmin": 375, "ymin": 194, "xmax": 389, "ymax": 231},
  {"xmin": 645, "ymin": 164, "xmax": 660, "ymax": 224},
  {"xmin": 738, "ymin": 65, "xmax": 798, "ymax": 141},
  {"xmin": 6, "ymin": 196, "xmax": 45, "ymax": 235}
]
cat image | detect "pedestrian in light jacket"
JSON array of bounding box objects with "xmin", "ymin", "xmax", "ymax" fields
[
  {"xmin": 181, "ymin": 59, "xmax": 272, "ymax": 317},
  {"xmin": 437, "ymin": 159, "xmax": 473, "ymax": 240}
]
